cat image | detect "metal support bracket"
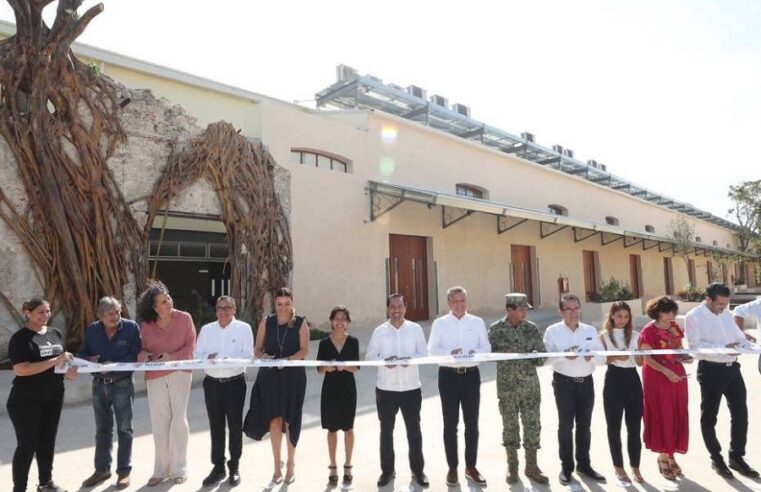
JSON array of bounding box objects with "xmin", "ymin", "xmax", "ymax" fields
[
  {"xmin": 442, "ymin": 206, "xmax": 473, "ymax": 228},
  {"xmin": 658, "ymin": 242, "xmax": 674, "ymax": 253},
  {"xmin": 370, "ymin": 189, "xmax": 405, "ymax": 221},
  {"xmin": 643, "ymin": 240, "xmax": 659, "ymax": 251},
  {"xmin": 573, "ymin": 227, "xmax": 600, "ymax": 243},
  {"xmin": 601, "ymin": 232, "xmax": 623, "ymax": 246},
  {"xmin": 624, "ymin": 237, "xmax": 644, "ymax": 249},
  {"xmin": 497, "ymin": 216, "xmax": 529, "ymax": 234},
  {"xmin": 540, "ymin": 222, "xmax": 568, "ymax": 239}
]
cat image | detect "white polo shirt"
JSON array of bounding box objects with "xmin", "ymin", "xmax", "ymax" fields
[{"xmin": 543, "ymin": 320, "xmax": 605, "ymax": 377}]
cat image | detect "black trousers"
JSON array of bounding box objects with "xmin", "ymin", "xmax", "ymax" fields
[
  {"xmin": 603, "ymin": 366, "xmax": 642, "ymax": 468},
  {"xmin": 697, "ymin": 361, "xmax": 748, "ymax": 461},
  {"xmin": 438, "ymin": 367, "xmax": 480, "ymax": 468},
  {"xmin": 552, "ymin": 373, "xmax": 594, "ymax": 474},
  {"xmin": 376, "ymin": 388, "xmax": 424, "ymax": 475},
  {"xmin": 6, "ymin": 387, "xmax": 64, "ymax": 492},
  {"xmin": 203, "ymin": 375, "xmax": 247, "ymax": 471}
]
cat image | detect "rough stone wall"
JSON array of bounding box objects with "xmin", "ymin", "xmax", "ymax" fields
[{"xmin": 0, "ymin": 84, "xmax": 290, "ymax": 360}]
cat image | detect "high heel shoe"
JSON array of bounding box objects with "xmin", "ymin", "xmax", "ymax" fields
[
  {"xmin": 271, "ymin": 460, "xmax": 284, "ymax": 485},
  {"xmin": 284, "ymin": 460, "xmax": 295, "ymax": 484},
  {"xmin": 343, "ymin": 465, "xmax": 353, "ymax": 485},
  {"xmin": 328, "ymin": 465, "xmax": 338, "ymax": 484}
]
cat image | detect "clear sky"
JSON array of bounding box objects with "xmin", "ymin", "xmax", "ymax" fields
[{"xmin": 2, "ymin": 0, "xmax": 759, "ymax": 220}]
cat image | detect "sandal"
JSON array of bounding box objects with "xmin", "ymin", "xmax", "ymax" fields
[
  {"xmin": 614, "ymin": 467, "xmax": 631, "ymax": 484},
  {"xmin": 343, "ymin": 464, "xmax": 353, "ymax": 484},
  {"xmin": 631, "ymin": 468, "xmax": 644, "ymax": 483},
  {"xmin": 146, "ymin": 476, "xmax": 164, "ymax": 487},
  {"xmin": 173, "ymin": 476, "xmax": 187, "ymax": 484},
  {"xmin": 328, "ymin": 465, "xmax": 338, "ymax": 484},
  {"xmin": 272, "ymin": 460, "xmax": 284, "ymax": 485},
  {"xmin": 669, "ymin": 456, "xmax": 683, "ymax": 476},
  {"xmin": 285, "ymin": 460, "xmax": 295, "ymax": 484},
  {"xmin": 658, "ymin": 457, "xmax": 676, "ymax": 481}
]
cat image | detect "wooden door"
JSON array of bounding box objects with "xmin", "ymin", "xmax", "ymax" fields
[
  {"xmin": 583, "ymin": 250, "xmax": 598, "ymax": 301},
  {"xmin": 664, "ymin": 257, "xmax": 674, "ymax": 295},
  {"xmin": 706, "ymin": 260, "xmax": 714, "ymax": 284},
  {"xmin": 511, "ymin": 245, "xmax": 533, "ymax": 305},
  {"xmin": 688, "ymin": 259, "xmax": 696, "ymax": 286},
  {"xmin": 389, "ymin": 234, "xmax": 429, "ymax": 321},
  {"xmin": 629, "ymin": 254, "xmax": 642, "ymax": 298}
]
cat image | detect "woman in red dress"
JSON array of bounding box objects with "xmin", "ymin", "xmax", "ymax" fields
[{"xmin": 638, "ymin": 296, "xmax": 689, "ymax": 481}]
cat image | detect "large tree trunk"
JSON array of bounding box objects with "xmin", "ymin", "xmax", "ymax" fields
[{"xmin": 0, "ymin": 0, "xmax": 146, "ymax": 349}]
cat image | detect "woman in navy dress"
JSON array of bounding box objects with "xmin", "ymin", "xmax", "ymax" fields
[
  {"xmin": 317, "ymin": 306, "xmax": 359, "ymax": 486},
  {"xmin": 245, "ymin": 287, "xmax": 309, "ymax": 485}
]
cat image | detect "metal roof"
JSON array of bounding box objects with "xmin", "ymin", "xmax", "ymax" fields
[
  {"xmin": 368, "ymin": 181, "xmax": 753, "ymax": 258},
  {"xmin": 316, "ymin": 69, "xmax": 740, "ymax": 233}
]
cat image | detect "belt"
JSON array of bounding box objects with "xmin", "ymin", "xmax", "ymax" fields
[
  {"xmin": 206, "ymin": 373, "xmax": 245, "ymax": 383},
  {"xmin": 93, "ymin": 375, "xmax": 132, "ymax": 384},
  {"xmin": 440, "ymin": 366, "xmax": 479, "ymax": 375},
  {"xmin": 553, "ymin": 373, "xmax": 592, "ymax": 384},
  {"xmin": 700, "ymin": 360, "xmax": 737, "ymax": 368}
]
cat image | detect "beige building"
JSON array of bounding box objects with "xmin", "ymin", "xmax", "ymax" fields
[{"xmin": 0, "ymin": 21, "xmax": 756, "ymax": 332}]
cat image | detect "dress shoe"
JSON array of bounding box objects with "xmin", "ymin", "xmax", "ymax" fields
[
  {"xmin": 729, "ymin": 457, "xmax": 760, "ymax": 478},
  {"xmin": 465, "ymin": 466, "xmax": 487, "ymax": 486},
  {"xmin": 413, "ymin": 471, "xmax": 430, "ymax": 488},
  {"xmin": 229, "ymin": 470, "xmax": 241, "ymax": 486},
  {"xmin": 559, "ymin": 470, "xmax": 572, "ymax": 485},
  {"xmin": 577, "ymin": 466, "xmax": 606, "ymax": 482},
  {"xmin": 377, "ymin": 471, "xmax": 395, "ymax": 487},
  {"xmin": 116, "ymin": 473, "xmax": 130, "ymax": 491},
  {"xmin": 202, "ymin": 467, "xmax": 226, "ymax": 486},
  {"xmin": 446, "ymin": 468, "xmax": 458, "ymax": 487},
  {"xmin": 713, "ymin": 458, "xmax": 735, "ymax": 479},
  {"xmin": 82, "ymin": 470, "xmax": 112, "ymax": 488},
  {"xmin": 36, "ymin": 482, "xmax": 67, "ymax": 492}
]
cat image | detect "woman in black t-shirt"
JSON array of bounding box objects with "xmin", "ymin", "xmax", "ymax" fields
[{"xmin": 6, "ymin": 298, "xmax": 73, "ymax": 492}]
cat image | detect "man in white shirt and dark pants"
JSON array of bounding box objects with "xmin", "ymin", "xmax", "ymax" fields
[
  {"xmin": 428, "ymin": 286, "xmax": 491, "ymax": 487},
  {"xmin": 194, "ymin": 296, "xmax": 254, "ymax": 487},
  {"xmin": 366, "ymin": 293, "xmax": 429, "ymax": 488},
  {"xmin": 685, "ymin": 283, "xmax": 759, "ymax": 479},
  {"xmin": 543, "ymin": 294, "xmax": 606, "ymax": 485}
]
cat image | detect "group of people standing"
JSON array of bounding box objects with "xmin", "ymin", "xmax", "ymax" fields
[{"xmin": 5, "ymin": 280, "xmax": 761, "ymax": 491}]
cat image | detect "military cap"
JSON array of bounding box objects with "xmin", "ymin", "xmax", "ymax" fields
[{"xmin": 505, "ymin": 293, "xmax": 533, "ymax": 309}]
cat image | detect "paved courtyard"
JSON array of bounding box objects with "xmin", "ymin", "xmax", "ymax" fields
[{"xmin": 2, "ymin": 316, "xmax": 761, "ymax": 492}]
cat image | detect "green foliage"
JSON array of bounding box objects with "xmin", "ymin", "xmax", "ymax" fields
[
  {"xmin": 590, "ymin": 277, "xmax": 634, "ymax": 303},
  {"xmin": 309, "ymin": 327, "xmax": 330, "ymax": 340},
  {"xmin": 676, "ymin": 284, "xmax": 704, "ymax": 302},
  {"xmin": 86, "ymin": 61, "xmax": 101, "ymax": 78}
]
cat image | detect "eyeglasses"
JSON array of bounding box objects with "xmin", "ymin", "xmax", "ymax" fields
[{"xmin": 215, "ymin": 306, "xmax": 235, "ymax": 311}]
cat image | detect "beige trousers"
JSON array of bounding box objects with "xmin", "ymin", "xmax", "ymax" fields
[{"xmin": 146, "ymin": 371, "xmax": 192, "ymax": 478}]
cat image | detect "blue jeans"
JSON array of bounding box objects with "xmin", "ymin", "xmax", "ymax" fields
[{"xmin": 92, "ymin": 377, "xmax": 134, "ymax": 474}]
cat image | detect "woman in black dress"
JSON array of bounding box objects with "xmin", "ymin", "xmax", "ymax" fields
[
  {"xmin": 246, "ymin": 287, "xmax": 309, "ymax": 485},
  {"xmin": 317, "ymin": 306, "xmax": 359, "ymax": 486},
  {"xmin": 7, "ymin": 298, "xmax": 74, "ymax": 492}
]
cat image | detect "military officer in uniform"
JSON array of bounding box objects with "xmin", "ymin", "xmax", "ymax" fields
[{"xmin": 488, "ymin": 293, "xmax": 548, "ymax": 484}]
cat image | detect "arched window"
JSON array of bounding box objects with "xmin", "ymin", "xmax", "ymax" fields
[
  {"xmin": 290, "ymin": 148, "xmax": 350, "ymax": 173},
  {"xmin": 645, "ymin": 225, "xmax": 655, "ymax": 233},
  {"xmin": 548, "ymin": 204, "xmax": 567, "ymax": 216},
  {"xmin": 455, "ymin": 183, "xmax": 486, "ymax": 199},
  {"xmin": 605, "ymin": 216, "xmax": 619, "ymax": 226},
  {"xmin": 712, "ymin": 240, "xmax": 718, "ymax": 246}
]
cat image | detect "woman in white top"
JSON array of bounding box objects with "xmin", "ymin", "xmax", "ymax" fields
[{"xmin": 599, "ymin": 301, "xmax": 644, "ymax": 485}]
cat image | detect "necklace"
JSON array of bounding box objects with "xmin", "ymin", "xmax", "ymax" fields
[{"xmin": 276, "ymin": 324, "xmax": 289, "ymax": 356}]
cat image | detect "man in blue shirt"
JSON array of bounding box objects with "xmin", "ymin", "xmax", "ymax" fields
[{"xmin": 78, "ymin": 297, "xmax": 141, "ymax": 490}]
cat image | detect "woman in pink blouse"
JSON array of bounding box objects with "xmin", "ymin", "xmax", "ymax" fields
[{"xmin": 137, "ymin": 281, "xmax": 196, "ymax": 486}]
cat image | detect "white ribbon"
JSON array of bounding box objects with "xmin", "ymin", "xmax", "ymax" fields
[{"xmin": 57, "ymin": 346, "xmax": 761, "ymax": 373}]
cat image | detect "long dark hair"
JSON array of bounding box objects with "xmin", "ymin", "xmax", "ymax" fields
[
  {"xmin": 603, "ymin": 301, "xmax": 633, "ymax": 349},
  {"xmin": 137, "ymin": 280, "xmax": 170, "ymax": 323}
]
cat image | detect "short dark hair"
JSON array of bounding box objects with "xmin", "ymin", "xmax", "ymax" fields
[
  {"xmin": 559, "ymin": 294, "xmax": 581, "ymax": 310},
  {"xmin": 137, "ymin": 280, "xmax": 170, "ymax": 323},
  {"xmin": 645, "ymin": 295, "xmax": 679, "ymax": 320},
  {"xmin": 22, "ymin": 298, "xmax": 49, "ymax": 313},
  {"xmin": 387, "ymin": 293, "xmax": 406, "ymax": 307},
  {"xmin": 329, "ymin": 305, "xmax": 351, "ymax": 323},
  {"xmin": 505, "ymin": 302, "xmax": 519, "ymax": 311},
  {"xmin": 275, "ymin": 287, "xmax": 293, "ymax": 299},
  {"xmin": 706, "ymin": 283, "xmax": 731, "ymax": 301}
]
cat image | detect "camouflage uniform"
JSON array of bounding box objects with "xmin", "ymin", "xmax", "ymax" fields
[{"xmin": 488, "ymin": 316, "xmax": 545, "ymax": 451}]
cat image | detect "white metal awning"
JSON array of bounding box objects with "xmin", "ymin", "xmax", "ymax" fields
[{"xmin": 367, "ymin": 181, "xmax": 755, "ymax": 259}]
